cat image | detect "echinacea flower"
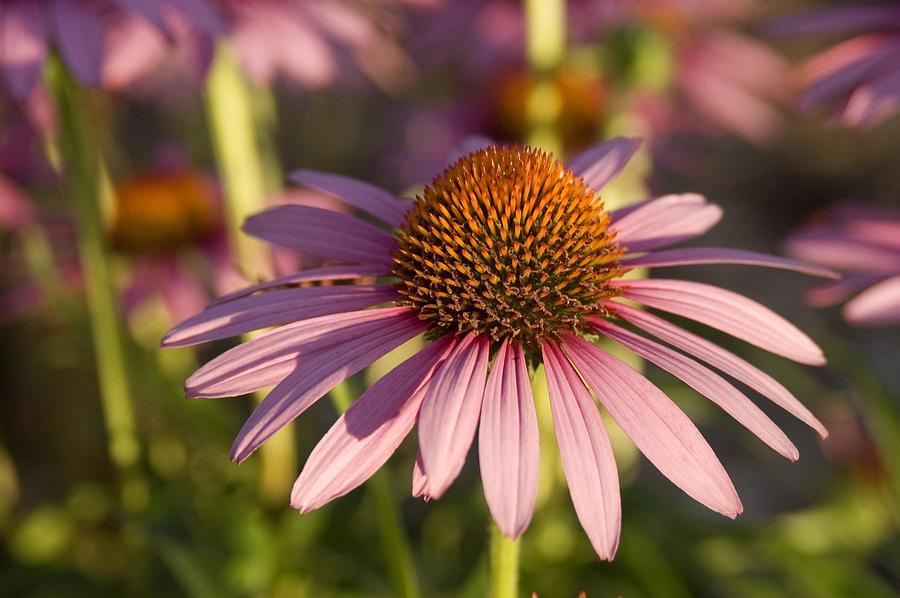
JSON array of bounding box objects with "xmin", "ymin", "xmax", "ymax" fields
[
  {"xmin": 768, "ymin": 4, "xmax": 900, "ymax": 127},
  {"xmin": 164, "ymin": 138, "xmax": 832, "ymax": 559},
  {"xmin": 0, "ymin": 0, "xmax": 223, "ymax": 98},
  {"xmin": 786, "ymin": 203, "xmax": 900, "ymax": 326}
]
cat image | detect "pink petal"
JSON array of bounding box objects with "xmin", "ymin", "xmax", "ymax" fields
[
  {"xmin": 185, "ymin": 307, "xmax": 416, "ymax": 398},
  {"xmin": 594, "ymin": 320, "xmax": 799, "ymax": 461},
  {"xmin": 806, "ymin": 275, "xmax": 884, "ymax": 307},
  {"xmin": 609, "ymin": 303, "xmax": 827, "ymax": 437},
  {"xmin": 618, "ymin": 279, "xmax": 826, "ymax": 366},
  {"xmin": 210, "ymin": 264, "xmax": 389, "ymax": 306},
  {"xmin": 230, "ymin": 310, "xmax": 428, "ymax": 463},
  {"xmin": 100, "ymin": 15, "xmax": 167, "ymax": 89},
  {"xmin": 291, "ymin": 336, "xmax": 456, "ymax": 512},
  {"xmin": 562, "ymin": 336, "xmax": 743, "ymax": 518},
  {"xmin": 0, "ymin": 0, "xmax": 47, "ymax": 98},
  {"xmin": 843, "ymin": 67, "xmax": 900, "ymax": 127},
  {"xmin": 163, "ymin": 284, "xmax": 399, "ymax": 347},
  {"xmin": 111, "ymin": 0, "xmax": 167, "ymax": 31},
  {"xmin": 289, "ymin": 169, "xmax": 408, "ymax": 227},
  {"xmin": 843, "ymin": 274, "xmax": 900, "ymax": 325},
  {"xmin": 417, "ymin": 333, "xmax": 490, "ymax": 499},
  {"xmin": 801, "ymin": 39, "xmax": 900, "ymax": 111},
  {"xmin": 785, "ymin": 230, "xmax": 900, "ymax": 272},
  {"xmin": 412, "ymin": 452, "xmax": 429, "ymax": 499},
  {"xmin": 242, "ymin": 205, "xmax": 397, "ymax": 266},
  {"xmin": 478, "ymin": 340, "xmax": 539, "ymax": 538},
  {"xmin": 52, "ymin": 0, "xmax": 105, "ymax": 87},
  {"xmin": 624, "ymin": 247, "xmax": 838, "ymax": 278},
  {"xmin": 541, "ymin": 340, "xmax": 620, "ymax": 560},
  {"xmin": 167, "ymin": 0, "xmax": 227, "ymax": 36},
  {"xmin": 566, "ymin": 137, "xmax": 642, "ymax": 191},
  {"xmin": 612, "ymin": 194, "xmax": 723, "ymax": 253},
  {"xmin": 767, "ymin": 7, "xmax": 900, "ymax": 37}
]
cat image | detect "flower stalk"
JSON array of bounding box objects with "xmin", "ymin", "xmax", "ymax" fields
[
  {"xmin": 205, "ymin": 42, "xmax": 295, "ymax": 504},
  {"xmin": 524, "ymin": 0, "xmax": 567, "ymax": 155},
  {"xmin": 45, "ymin": 57, "xmax": 140, "ymax": 479},
  {"xmin": 489, "ymin": 522, "xmax": 520, "ymax": 598}
]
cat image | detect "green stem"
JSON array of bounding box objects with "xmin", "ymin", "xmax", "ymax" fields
[
  {"xmin": 489, "ymin": 523, "xmax": 520, "ymax": 598},
  {"xmin": 524, "ymin": 0, "xmax": 566, "ymax": 154},
  {"xmin": 330, "ymin": 383, "xmax": 422, "ymax": 598},
  {"xmin": 46, "ymin": 57, "xmax": 141, "ymax": 479},
  {"xmin": 204, "ymin": 43, "xmax": 296, "ymax": 504}
]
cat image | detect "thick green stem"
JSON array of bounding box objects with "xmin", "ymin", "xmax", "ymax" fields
[
  {"xmin": 330, "ymin": 383, "xmax": 422, "ymax": 598},
  {"xmin": 46, "ymin": 58, "xmax": 141, "ymax": 479},
  {"xmin": 524, "ymin": 0, "xmax": 567, "ymax": 154},
  {"xmin": 204, "ymin": 43, "xmax": 295, "ymax": 504},
  {"xmin": 489, "ymin": 523, "xmax": 520, "ymax": 598}
]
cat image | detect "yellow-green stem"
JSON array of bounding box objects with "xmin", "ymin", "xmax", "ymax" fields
[
  {"xmin": 46, "ymin": 58, "xmax": 140, "ymax": 477},
  {"xmin": 524, "ymin": 0, "xmax": 567, "ymax": 154},
  {"xmin": 489, "ymin": 523, "xmax": 520, "ymax": 598},
  {"xmin": 330, "ymin": 382, "xmax": 422, "ymax": 598},
  {"xmin": 204, "ymin": 43, "xmax": 295, "ymax": 504}
]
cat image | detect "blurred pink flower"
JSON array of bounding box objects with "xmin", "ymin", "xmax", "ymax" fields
[
  {"xmin": 769, "ymin": 4, "xmax": 900, "ymax": 127},
  {"xmin": 0, "ymin": 0, "xmax": 223, "ymax": 97},
  {"xmin": 786, "ymin": 203, "xmax": 900, "ymax": 326},
  {"xmin": 165, "ymin": 138, "xmax": 831, "ymax": 559}
]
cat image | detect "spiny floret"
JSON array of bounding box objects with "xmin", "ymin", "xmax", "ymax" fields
[{"xmin": 392, "ymin": 145, "xmax": 623, "ymax": 349}]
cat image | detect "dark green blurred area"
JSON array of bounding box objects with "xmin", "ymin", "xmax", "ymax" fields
[{"xmin": 3, "ymin": 1, "xmax": 900, "ymax": 596}]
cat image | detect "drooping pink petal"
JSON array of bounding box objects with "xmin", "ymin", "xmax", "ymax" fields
[
  {"xmin": 593, "ymin": 320, "xmax": 798, "ymax": 461},
  {"xmin": 184, "ymin": 307, "xmax": 416, "ymax": 398},
  {"xmin": 52, "ymin": 0, "xmax": 106, "ymax": 87},
  {"xmin": 289, "ymin": 170, "xmax": 408, "ymax": 227},
  {"xmin": 0, "ymin": 0, "xmax": 47, "ymax": 98},
  {"xmin": 618, "ymin": 279, "xmax": 826, "ymax": 366},
  {"xmin": 111, "ymin": 0, "xmax": 167, "ymax": 31},
  {"xmin": 230, "ymin": 310, "xmax": 428, "ymax": 463},
  {"xmin": 624, "ymin": 247, "xmax": 838, "ymax": 278},
  {"xmin": 291, "ymin": 336, "xmax": 456, "ymax": 512},
  {"xmin": 611, "ymin": 194, "xmax": 723, "ymax": 253},
  {"xmin": 566, "ymin": 137, "xmax": 642, "ymax": 191},
  {"xmin": 806, "ymin": 275, "xmax": 884, "ymax": 307},
  {"xmin": 417, "ymin": 333, "xmax": 490, "ymax": 499},
  {"xmin": 243, "ymin": 205, "xmax": 397, "ymax": 266},
  {"xmin": 412, "ymin": 452, "xmax": 429, "ymax": 499},
  {"xmin": 843, "ymin": 67, "xmax": 900, "ymax": 127},
  {"xmin": 100, "ymin": 15, "xmax": 167, "ymax": 89},
  {"xmin": 210, "ymin": 264, "xmax": 389, "ymax": 305},
  {"xmin": 562, "ymin": 336, "xmax": 742, "ymax": 518},
  {"xmin": 800, "ymin": 38, "xmax": 900, "ymax": 111},
  {"xmin": 541, "ymin": 340, "xmax": 620, "ymax": 561},
  {"xmin": 843, "ymin": 274, "xmax": 900, "ymax": 325},
  {"xmin": 609, "ymin": 303, "xmax": 827, "ymax": 437},
  {"xmin": 163, "ymin": 284, "xmax": 399, "ymax": 346},
  {"xmin": 478, "ymin": 340, "xmax": 539, "ymax": 539}
]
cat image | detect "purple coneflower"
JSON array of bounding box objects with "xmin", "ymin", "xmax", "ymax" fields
[
  {"xmin": 769, "ymin": 4, "xmax": 900, "ymax": 127},
  {"xmin": 164, "ymin": 138, "xmax": 831, "ymax": 559},
  {"xmin": 0, "ymin": 0, "xmax": 223, "ymax": 97},
  {"xmin": 786, "ymin": 203, "xmax": 900, "ymax": 326}
]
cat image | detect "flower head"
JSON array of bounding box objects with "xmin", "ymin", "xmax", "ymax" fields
[
  {"xmin": 769, "ymin": 4, "xmax": 900, "ymax": 127},
  {"xmin": 165, "ymin": 138, "xmax": 832, "ymax": 560},
  {"xmin": 786, "ymin": 203, "xmax": 900, "ymax": 326}
]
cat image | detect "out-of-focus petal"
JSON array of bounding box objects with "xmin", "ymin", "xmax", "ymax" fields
[
  {"xmin": 785, "ymin": 232, "xmax": 900, "ymax": 272},
  {"xmin": 230, "ymin": 309, "xmax": 427, "ymax": 463},
  {"xmin": 767, "ymin": 6, "xmax": 900, "ymax": 37},
  {"xmin": 0, "ymin": 0, "xmax": 47, "ymax": 98},
  {"xmin": 612, "ymin": 194, "xmax": 723, "ymax": 253},
  {"xmin": 478, "ymin": 340, "xmax": 539, "ymax": 538},
  {"xmin": 562, "ymin": 336, "xmax": 743, "ymax": 518},
  {"xmin": 417, "ymin": 333, "xmax": 489, "ymax": 499},
  {"xmin": 52, "ymin": 0, "xmax": 106, "ymax": 87},
  {"xmin": 567, "ymin": 136, "xmax": 642, "ymax": 191},
  {"xmin": 542, "ymin": 340, "xmax": 620, "ymax": 560},
  {"xmin": 243, "ymin": 205, "xmax": 397, "ymax": 266},
  {"xmin": 843, "ymin": 274, "xmax": 900, "ymax": 325},
  {"xmin": 610, "ymin": 303, "xmax": 828, "ymax": 437},
  {"xmin": 618, "ymin": 279, "xmax": 826, "ymax": 366},
  {"xmin": 291, "ymin": 336, "xmax": 456, "ymax": 512},
  {"xmin": 594, "ymin": 320, "xmax": 799, "ymax": 461},
  {"xmin": 624, "ymin": 247, "xmax": 838, "ymax": 278}
]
